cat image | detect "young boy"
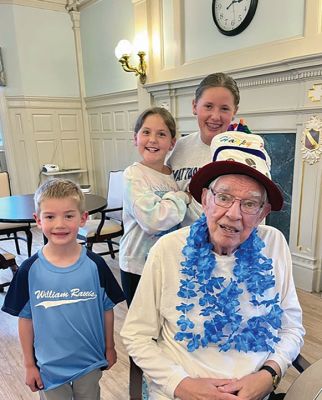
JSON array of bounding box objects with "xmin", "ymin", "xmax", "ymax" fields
[{"xmin": 2, "ymin": 178, "xmax": 125, "ymax": 400}]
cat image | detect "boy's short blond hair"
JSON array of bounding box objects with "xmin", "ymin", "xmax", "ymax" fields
[{"xmin": 34, "ymin": 178, "xmax": 85, "ymax": 215}]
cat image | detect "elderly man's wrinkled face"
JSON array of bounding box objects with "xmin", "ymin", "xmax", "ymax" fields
[{"xmin": 201, "ymin": 174, "xmax": 271, "ymax": 256}]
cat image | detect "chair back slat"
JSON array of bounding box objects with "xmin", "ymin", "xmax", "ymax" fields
[
  {"xmin": 77, "ymin": 170, "xmax": 124, "ymax": 259},
  {"xmin": 0, "ymin": 171, "xmax": 10, "ymax": 198},
  {"xmin": 0, "ymin": 246, "xmax": 18, "ymax": 292},
  {"xmin": 106, "ymin": 170, "xmax": 124, "ymax": 221},
  {"xmin": 0, "ymin": 171, "xmax": 33, "ymax": 256}
]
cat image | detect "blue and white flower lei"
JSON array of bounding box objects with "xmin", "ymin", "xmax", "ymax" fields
[{"xmin": 174, "ymin": 214, "xmax": 283, "ymax": 353}]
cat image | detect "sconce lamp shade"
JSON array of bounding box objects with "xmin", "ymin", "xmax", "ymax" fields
[
  {"xmin": 115, "ymin": 38, "xmax": 147, "ymax": 84},
  {"xmin": 115, "ymin": 39, "xmax": 132, "ymax": 59}
]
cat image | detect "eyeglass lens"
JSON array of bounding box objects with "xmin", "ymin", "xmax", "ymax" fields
[{"xmin": 210, "ymin": 188, "xmax": 262, "ymax": 215}]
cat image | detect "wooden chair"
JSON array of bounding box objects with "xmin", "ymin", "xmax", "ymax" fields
[
  {"xmin": 0, "ymin": 247, "xmax": 18, "ymax": 292},
  {"xmin": 267, "ymin": 354, "xmax": 311, "ymax": 399},
  {"xmin": 78, "ymin": 170, "xmax": 124, "ymax": 258},
  {"xmin": 292, "ymin": 353, "xmax": 310, "ymax": 373},
  {"xmin": 0, "ymin": 171, "xmax": 33, "ymax": 256}
]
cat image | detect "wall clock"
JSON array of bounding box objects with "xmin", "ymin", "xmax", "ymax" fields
[{"xmin": 212, "ymin": 0, "xmax": 258, "ymax": 36}]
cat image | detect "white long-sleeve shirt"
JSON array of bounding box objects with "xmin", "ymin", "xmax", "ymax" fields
[
  {"xmin": 167, "ymin": 132, "xmax": 212, "ymax": 226},
  {"xmin": 121, "ymin": 224, "xmax": 305, "ymax": 400},
  {"xmin": 119, "ymin": 162, "xmax": 190, "ymax": 276}
]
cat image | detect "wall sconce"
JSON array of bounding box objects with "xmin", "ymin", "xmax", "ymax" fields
[{"xmin": 115, "ymin": 39, "xmax": 147, "ymax": 84}]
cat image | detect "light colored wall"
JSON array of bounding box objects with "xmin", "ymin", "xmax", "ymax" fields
[
  {"xmin": 183, "ymin": 0, "xmax": 305, "ymax": 62},
  {"xmin": 0, "ymin": 3, "xmax": 84, "ymax": 193},
  {"xmin": 0, "ymin": 5, "xmax": 23, "ymax": 95},
  {"xmin": 148, "ymin": 0, "xmax": 321, "ymax": 82},
  {"xmin": 0, "ymin": 4, "xmax": 79, "ymax": 96},
  {"xmin": 80, "ymin": 0, "xmax": 136, "ymax": 97}
]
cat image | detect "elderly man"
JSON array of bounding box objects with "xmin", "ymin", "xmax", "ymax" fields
[{"xmin": 121, "ymin": 130, "xmax": 305, "ymax": 400}]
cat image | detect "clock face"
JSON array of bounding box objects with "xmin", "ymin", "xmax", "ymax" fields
[{"xmin": 212, "ymin": 0, "xmax": 258, "ymax": 36}]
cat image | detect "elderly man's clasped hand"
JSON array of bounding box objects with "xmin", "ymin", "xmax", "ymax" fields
[{"xmin": 174, "ymin": 370, "xmax": 275, "ymax": 400}]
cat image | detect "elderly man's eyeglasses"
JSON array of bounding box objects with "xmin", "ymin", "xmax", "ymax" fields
[{"xmin": 209, "ymin": 188, "xmax": 264, "ymax": 215}]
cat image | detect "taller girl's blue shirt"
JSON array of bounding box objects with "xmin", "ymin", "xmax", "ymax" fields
[{"xmin": 2, "ymin": 247, "xmax": 125, "ymax": 390}]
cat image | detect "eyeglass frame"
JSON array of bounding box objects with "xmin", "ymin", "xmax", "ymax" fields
[{"xmin": 209, "ymin": 187, "xmax": 265, "ymax": 215}]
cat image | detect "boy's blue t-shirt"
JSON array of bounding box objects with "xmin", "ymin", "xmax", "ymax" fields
[{"xmin": 2, "ymin": 247, "xmax": 125, "ymax": 390}]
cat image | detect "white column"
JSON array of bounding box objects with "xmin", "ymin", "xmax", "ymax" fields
[
  {"xmin": 290, "ymin": 113, "xmax": 322, "ymax": 292},
  {"xmin": 66, "ymin": 3, "xmax": 94, "ymax": 189}
]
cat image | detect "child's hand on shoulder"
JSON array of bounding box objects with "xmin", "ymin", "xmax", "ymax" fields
[
  {"xmin": 106, "ymin": 347, "xmax": 117, "ymax": 369},
  {"xmin": 185, "ymin": 191, "xmax": 192, "ymax": 206}
]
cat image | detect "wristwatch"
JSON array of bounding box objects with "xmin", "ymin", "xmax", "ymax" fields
[{"xmin": 259, "ymin": 365, "xmax": 281, "ymax": 390}]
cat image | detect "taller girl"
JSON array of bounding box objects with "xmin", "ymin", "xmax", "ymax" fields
[{"xmin": 168, "ymin": 72, "xmax": 240, "ymax": 225}]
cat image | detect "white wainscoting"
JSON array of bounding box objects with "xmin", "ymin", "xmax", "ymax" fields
[
  {"xmin": 5, "ymin": 96, "xmax": 87, "ymax": 194},
  {"xmin": 85, "ymin": 90, "xmax": 139, "ymax": 197}
]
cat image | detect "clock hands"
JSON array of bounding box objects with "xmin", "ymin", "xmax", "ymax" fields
[
  {"xmin": 213, "ymin": 0, "xmax": 257, "ymax": 35},
  {"xmin": 226, "ymin": 0, "xmax": 243, "ymax": 10}
]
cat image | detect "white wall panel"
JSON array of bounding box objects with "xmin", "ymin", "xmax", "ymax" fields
[
  {"xmin": 85, "ymin": 90, "xmax": 139, "ymax": 196},
  {"xmin": 6, "ymin": 96, "xmax": 86, "ymax": 193},
  {"xmin": 15, "ymin": 113, "xmax": 23, "ymax": 137},
  {"xmin": 17, "ymin": 139, "xmax": 35, "ymax": 192},
  {"xmin": 128, "ymin": 109, "xmax": 139, "ymax": 131},
  {"xmin": 102, "ymin": 138, "xmax": 116, "ymax": 173},
  {"xmin": 91, "ymin": 138, "xmax": 105, "ymax": 195},
  {"xmin": 114, "ymin": 111, "xmax": 127, "ymax": 131},
  {"xmin": 114, "ymin": 137, "xmax": 136, "ymax": 169},
  {"xmin": 101, "ymin": 113, "xmax": 112, "ymax": 132},
  {"xmin": 36, "ymin": 140, "xmax": 57, "ymax": 165},
  {"xmin": 88, "ymin": 113, "xmax": 100, "ymax": 132},
  {"xmin": 61, "ymin": 139, "xmax": 82, "ymax": 170},
  {"xmin": 59, "ymin": 114, "xmax": 78, "ymax": 132},
  {"xmin": 32, "ymin": 114, "xmax": 53, "ymax": 132}
]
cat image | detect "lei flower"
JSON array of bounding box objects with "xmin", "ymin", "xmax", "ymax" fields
[{"xmin": 175, "ymin": 214, "xmax": 283, "ymax": 353}]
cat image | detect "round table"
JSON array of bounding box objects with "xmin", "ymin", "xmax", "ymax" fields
[
  {"xmin": 0, "ymin": 193, "xmax": 106, "ymax": 223},
  {"xmin": 284, "ymin": 358, "xmax": 322, "ymax": 400}
]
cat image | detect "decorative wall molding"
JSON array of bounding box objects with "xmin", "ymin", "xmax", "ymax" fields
[
  {"xmin": 232, "ymin": 54, "xmax": 322, "ymax": 84},
  {"xmin": 292, "ymin": 253, "xmax": 318, "ymax": 270},
  {"xmin": 237, "ymin": 69, "xmax": 322, "ymax": 88},
  {"xmin": 78, "ymin": 0, "xmax": 97, "ymax": 10},
  {"xmin": 308, "ymin": 83, "xmax": 322, "ymax": 102},
  {"xmin": 85, "ymin": 90, "xmax": 138, "ymax": 108},
  {"xmin": 292, "ymin": 253, "xmax": 321, "ymax": 292},
  {"xmin": 145, "ymin": 54, "xmax": 322, "ymax": 93},
  {"xmin": 65, "ymin": 0, "xmax": 79, "ymax": 12},
  {"xmin": 6, "ymin": 96, "xmax": 81, "ymax": 109},
  {"xmin": 0, "ymin": 0, "xmax": 66, "ymax": 12},
  {"xmin": 301, "ymin": 116, "xmax": 322, "ymax": 165}
]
